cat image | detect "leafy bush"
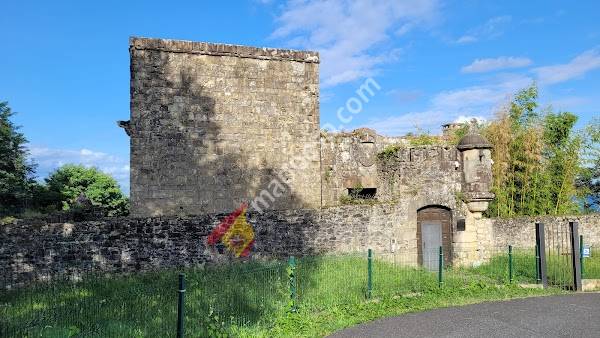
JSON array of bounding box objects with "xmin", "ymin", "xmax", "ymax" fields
[
  {"xmin": 45, "ymin": 164, "xmax": 129, "ymax": 216},
  {"xmin": 376, "ymin": 145, "xmax": 403, "ymax": 160}
]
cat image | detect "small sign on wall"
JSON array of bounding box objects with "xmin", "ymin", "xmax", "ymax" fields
[
  {"xmin": 583, "ymin": 246, "xmax": 591, "ymax": 258},
  {"xmin": 456, "ymin": 219, "xmax": 466, "ymax": 232}
]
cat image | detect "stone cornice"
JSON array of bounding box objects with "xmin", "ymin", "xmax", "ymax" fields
[{"xmin": 130, "ymin": 37, "xmax": 320, "ymax": 63}]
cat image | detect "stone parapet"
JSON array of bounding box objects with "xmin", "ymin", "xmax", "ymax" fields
[{"xmin": 130, "ymin": 37, "xmax": 320, "ymax": 63}]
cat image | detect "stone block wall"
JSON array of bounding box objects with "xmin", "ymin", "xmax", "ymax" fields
[
  {"xmin": 472, "ymin": 214, "xmax": 600, "ymax": 264},
  {"xmin": 376, "ymin": 145, "xmax": 462, "ymax": 204},
  {"xmin": 129, "ymin": 37, "xmax": 321, "ymax": 217},
  {"xmin": 320, "ymin": 128, "xmax": 462, "ymax": 208},
  {"xmin": 3, "ymin": 209, "xmax": 599, "ymax": 286},
  {"xmin": 488, "ymin": 214, "xmax": 600, "ymax": 248},
  {"xmin": 321, "ymin": 129, "xmax": 401, "ymax": 205},
  {"xmin": 0, "ymin": 204, "xmax": 416, "ymax": 287}
]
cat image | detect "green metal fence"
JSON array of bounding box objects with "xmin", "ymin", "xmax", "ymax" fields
[
  {"xmin": 581, "ymin": 239, "xmax": 599, "ymax": 279},
  {"xmin": 0, "ymin": 267, "xmax": 177, "ymax": 337},
  {"xmin": 463, "ymin": 246, "xmax": 539, "ymax": 284},
  {"xmin": 0, "ymin": 246, "xmax": 545, "ymax": 337},
  {"xmin": 295, "ymin": 253, "xmax": 367, "ymax": 309},
  {"xmin": 184, "ymin": 261, "xmax": 289, "ymax": 335}
]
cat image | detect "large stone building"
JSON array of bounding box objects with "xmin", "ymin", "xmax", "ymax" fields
[{"xmin": 120, "ymin": 37, "xmax": 495, "ymax": 266}]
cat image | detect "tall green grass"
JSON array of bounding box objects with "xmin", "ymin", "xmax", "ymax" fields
[
  {"xmin": 464, "ymin": 248, "xmax": 538, "ymax": 284},
  {"xmin": 0, "ymin": 251, "xmax": 569, "ymax": 337},
  {"xmin": 1, "ymin": 270, "xmax": 178, "ymax": 337},
  {"xmin": 463, "ymin": 246, "xmax": 600, "ymax": 286},
  {"xmin": 583, "ymin": 247, "xmax": 600, "ymax": 279}
]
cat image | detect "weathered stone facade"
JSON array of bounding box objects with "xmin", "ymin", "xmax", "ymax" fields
[
  {"xmin": 4, "ymin": 37, "xmax": 598, "ymax": 286},
  {"xmin": 3, "ymin": 211, "xmax": 600, "ymax": 286},
  {"xmin": 320, "ymin": 129, "xmax": 460, "ymax": 204},
  {"xmin": 1, "ymin": 204, "xmax": 413, "ymax": 286},
  {"xmin": 466, "ymin": 215, "xmax": 600, "ymax": 265},
  {"xmin": 490, "ymin": 214, "xmax": 600, "ymax": 247},
  {"xmin": 318, "ymin": 126, "xmax": 493, "ymax": 265},
  {"xmin": 120, "ymin": 37, "xmax": 497, "ymax": 267},
  {"xmin": 128, "ymin": 37, "xmax": 321, "ymax": 217}
]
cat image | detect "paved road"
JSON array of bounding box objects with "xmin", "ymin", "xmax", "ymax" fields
[{"xmin": 330, "ymin": 294, "xmax": 600, "ymax": 338}]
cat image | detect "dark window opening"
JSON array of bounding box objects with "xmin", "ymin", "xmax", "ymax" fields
[
  {"xmin": 456, "ymin": 218, "xmax": 466, "ymax": 231},
  {"xmin": 348, "ymin": 187, "xmax": 377, "ymax": 199}
]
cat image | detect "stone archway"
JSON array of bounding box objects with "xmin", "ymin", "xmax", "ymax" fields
[{"xmin": 417, "ymin": 205, "xmax": 452, "ymax": 269}]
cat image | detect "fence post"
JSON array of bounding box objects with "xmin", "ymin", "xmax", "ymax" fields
[
  {"xmin": 438, "ymin": 246, "xmax": 444, "ymax": 288},
  {"xmin": 580, "ymin": 235, "xmax": 584, "ymax": 278},
  {"xmin": 569, "ymin": 222, "xmax": 582, "ymax": 291},
  {"xmin": 367, "ymin": 249, "xmax": 373, "ymax": 299},
  {"xmin": 535, "ymin": 244, "xmax": 540, "ymax": 283},
  {"xmin": 288, "ymin": 256, "xmax": 297, "ymax": 311},
  {"xmin": 177, "ymin": 273, "xmax": 185, "ymax": 338},
  {"xmin": 535, "ymin": 222, "xmax": 547, "ymax": 288},
  {"xmin": 508, "ymin": 245, "xmax": 513, "ymax": 284}
]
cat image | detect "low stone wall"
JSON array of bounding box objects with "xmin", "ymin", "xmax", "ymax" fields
[
  {"xmin": 489, "ymin": 214, "xmax": 600, "ymax": 249},
  {"xmin": 3, "ymin": 206, "xmax": 598, "ymax": 287},
  {"xmin": 0, "ymin": 204, "xmax": 410, "ymax": 287}
]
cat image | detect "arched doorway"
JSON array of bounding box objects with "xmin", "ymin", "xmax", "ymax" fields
[{"xmin": 417, "ymin": 206, "xmax": 452, "ymax": 270}]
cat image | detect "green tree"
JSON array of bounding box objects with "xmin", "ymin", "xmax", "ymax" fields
[
  {"xmin": 45, "ymin": 164, "xmax": 129, "ymax": 216},
  {"xmin": 485, "ymin": 85, "xmax": 544, "ymax": 216},
  {"xmin": 577, "ymin": 119, "xmax": 600, "ymax": 212},
  {"xmin": 484, "ymin": 84, "xmax": 587, "ymax": 217},
  {"xmin": 542, "ymin": 112, "xmax": 582, "ymax": 214},
  {"xmin": 0, "ymin": 101, "xmax": 36, "ymax": 214}
]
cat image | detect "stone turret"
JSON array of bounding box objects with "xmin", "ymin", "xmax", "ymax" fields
[
  {"xmin": 451, "ymin": 130, "xmax": 495, "ymax": 266},
  {"xmin": 457, "ymin": 131, "xmax": 494, "ymax": 217}
]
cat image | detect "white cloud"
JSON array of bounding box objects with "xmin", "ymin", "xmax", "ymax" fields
[
  {"xmin": 432, "ymin": 87, "xmax": 502, "ymax": 111},
  {"xmin": 365, "ymin": 110, "xmax": 447, "ymax": 135},
  {"xmin": 533, "ymin": 48, "xmax": 600, "ymax": 85},
  {"xmin": 29, "ymin": 146, "xmax": 130, "ymax": 194},
  {"xmin": 455, "ymin": 35, "xmax": 477, "ymax": 44},
  {"xmin": 386, "ymin": 89, "xmax": 423, "ymax": 103},
  {"xmin": 461, "ymin": 56, "xmax": 532, "ymax": 73},
  {"xmin": 432, "ymin": 73, "xmax": 532, "ymax": 112},
  {"xmin": 455, "ymin": 15, "xmax": 512, "ymax": 44},
  {"xmin": 544, "ymin": 96, "xmax": 589, "ymax": 110},
  {"xmin": 271, "ymin": 0, "xmax": 440, "ymax": 86},
  {"xmin": 453, "ymin": 115, "xmax": 486, "ymax": 124},
  {"xmin": 364, "ymin": 73, "xmax": 533, "ymax": 135}
]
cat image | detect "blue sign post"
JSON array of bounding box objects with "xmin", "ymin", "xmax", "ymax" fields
[{"xmin": 583, "ymin": 246, "xmax": 591, "ymax": 258}]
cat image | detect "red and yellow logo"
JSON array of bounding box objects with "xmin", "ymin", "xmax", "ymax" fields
[{"xmin": 207, "ymin": 203, "xmax": 254, "ymax": 257}]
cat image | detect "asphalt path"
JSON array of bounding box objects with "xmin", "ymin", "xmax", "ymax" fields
[{"xmin": 329, "ymin": 293, "xmax": 600, "ymax": 338}]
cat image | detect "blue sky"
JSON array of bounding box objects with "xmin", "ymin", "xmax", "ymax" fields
[{"xmin": 2, "ymin": 0, "xmax": 599, "ymax": 193}]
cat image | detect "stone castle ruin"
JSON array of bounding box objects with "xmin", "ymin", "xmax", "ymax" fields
[
  {"xmin": 120, "ymin": 37, "xmax": 495, "ymax": 266},
  {"xmin": 4, "ymin": 37, "xmax": 599, "ymax": 284}
]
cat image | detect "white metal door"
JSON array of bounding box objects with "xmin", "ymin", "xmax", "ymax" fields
[{"xmin": 422, "ymin": 222, "xmax": 442, "ymax": 271}]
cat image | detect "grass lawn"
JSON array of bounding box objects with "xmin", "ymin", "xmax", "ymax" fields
[
  {"xmin": 464, "ymin": 247, "xmax": 600, "ymax": 284},
  {"xmin": 464, "ymin": 248, "xmax": 539, "ymax": 284},
  {"xmin": 583, "ymin": 247, "xmax": 600, "ymax": 279},
  {"xmin": 1, "ymin": 253, "xmax": 566, "ymax": 337}
]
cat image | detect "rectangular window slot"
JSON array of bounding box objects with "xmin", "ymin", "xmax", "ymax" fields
[
  {"xmin": 457, "ymin": 218, "xmax": 466, "ymax": 231},
  {"xmin": 348, "ymin": 187, "xmax": 377, "ymax": 199}
]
